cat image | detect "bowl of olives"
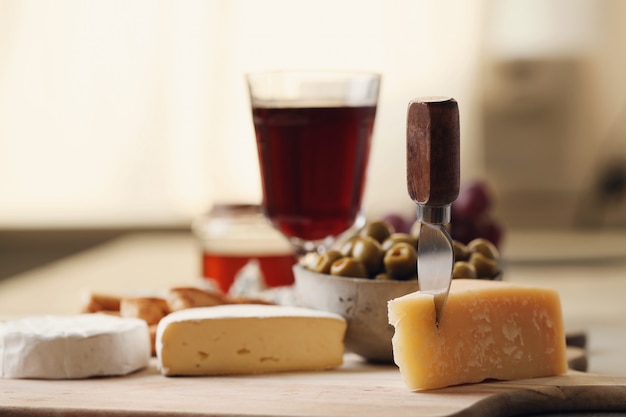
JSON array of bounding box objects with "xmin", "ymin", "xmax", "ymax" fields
[{"xmin": 294, "ymin": 219, "xmax": 502, "ymax": 363}]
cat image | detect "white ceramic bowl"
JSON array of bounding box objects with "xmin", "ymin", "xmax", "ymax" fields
[{"xmin": 293, "ymin": 265, "xmax": 418, "ymax": 363}]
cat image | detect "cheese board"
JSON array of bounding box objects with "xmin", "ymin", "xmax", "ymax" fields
[{"xmin": 2, "ymin": 352, "xmax": 625, "ymax": 417}]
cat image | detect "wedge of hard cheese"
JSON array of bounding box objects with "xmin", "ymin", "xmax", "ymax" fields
[
  {"xmin": 156, "ymin": 304, "xmax": 346, "ymax": 376},
  {"xmin": 388, "ymin": 279, "xmax": 568, "ymax": 390}
]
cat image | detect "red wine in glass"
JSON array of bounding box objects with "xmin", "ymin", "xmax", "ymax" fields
[
  {"xmin": 253, "ymin": 105, "xmax": 376, "ymax": 248},
  {"xmin": 248, "ymin": 71, "xmax": 380, "ymax": 255}
]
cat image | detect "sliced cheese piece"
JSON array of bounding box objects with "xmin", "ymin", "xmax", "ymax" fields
[
  {"xmin": 0, "ymin": 314, "xmax": 151, "ymax": 379},
  {"xmin": 388, "ymin": 279, "xmax": 567, "ymax": 390},
  {"xmin": 156, "ymin": 304, "xmax": 346, "ymax": 376}
]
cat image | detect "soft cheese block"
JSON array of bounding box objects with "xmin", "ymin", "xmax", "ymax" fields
[
  {"xmin": 0, "ymin": 314, "xmax": 151, "ymax": 379},
  {"xmin": 388, "ymin": 279, "xmax": 568, "ymax": 390},
  {"xmin": 156, "ymin": 304, "xmax": 347, "ymax": 376}
]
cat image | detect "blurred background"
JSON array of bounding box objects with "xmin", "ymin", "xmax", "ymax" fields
[{"xmin": 1, "ymin": 0, "xmax": 625, "ymax": 278}]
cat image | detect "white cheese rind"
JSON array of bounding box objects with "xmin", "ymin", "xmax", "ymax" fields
[
  {"xmin": 156, "ymin": 304, "xmax": 347, "ymax": 376},
  {"xmin": 388, "ymin": 279, "xmax": 568, "ymax": 390},
  {"xmin": 0, "ymin": 314, "xmax": 151, "ymax": 379}
]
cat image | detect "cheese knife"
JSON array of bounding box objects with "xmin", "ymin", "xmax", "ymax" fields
[{"xmin": 406, "ymin": 97, "xmax": 460, "ymax": 327}]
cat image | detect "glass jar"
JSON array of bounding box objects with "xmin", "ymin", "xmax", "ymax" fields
[{"xmin": 192, "ymin": 204, "xmax": 296, "ymax": 293}]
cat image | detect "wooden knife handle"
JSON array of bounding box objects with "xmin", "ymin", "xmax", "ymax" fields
[{"xmin": 407, "ymin": 97, "xmax": 460, "ymax": 206}]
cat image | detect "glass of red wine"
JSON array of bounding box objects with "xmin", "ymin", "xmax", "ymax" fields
[{"xmin": 247, "ymin": 71, "xmax": 381, "ymax": 257}]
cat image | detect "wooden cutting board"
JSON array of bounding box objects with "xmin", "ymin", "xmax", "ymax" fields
[{"xmin": 2, "ymin": 352, "xmax": 625, "ymax": 417}]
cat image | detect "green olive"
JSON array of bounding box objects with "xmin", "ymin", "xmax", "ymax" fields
[
  {"xmin": 300, "ymin": 252, "xmax": 320, "ymax": 271},
  {"xmin": 351, "ymin": 236, "xmax": 384, "ymax": 277},
  {"xmin": 452, "ymin": 261, "xmax": 477, "ymax": 279},
  {"xmin": 469, "ymin": 252, "xmax": 500, "ymax": 279},
  {"xmin": 337, "ymin": 237, "xmax": 357, "ymax": 257},
  {"xmin": 383, "ymin": 242, "xmax": 417, "ymax": 280},
  {"xmin": 374, "ymin": 272, "xmax": 394, "ymax": 281},
  {"xmin": 381, "ymin": 233, "xmax": 417, "ymax": 252},
  {"xmin": 359, "ymin": 220, "xmax": 394, "ymax": 243},
  {"xmin": 453, "ymin": 240, "xmax": 470, "ymax": 262},
  {"xmin": 313, "ymin": 250, "xmax": 343, "ymax": 274},
  {"xmin": 330, "ymin": 257, "xmax": 369, "ymax": 278},
  {"xmin": 467, "ymin": 238, "xmax": 499, "ymax": 260}
]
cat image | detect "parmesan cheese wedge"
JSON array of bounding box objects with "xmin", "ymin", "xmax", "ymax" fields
[
  {"xmin": 156, "ymin": 304, "xmax": 346, "ymax": 376},
  {"xmin": 388, "ymin": 279, "xmax": 568, "ymax": 390}
]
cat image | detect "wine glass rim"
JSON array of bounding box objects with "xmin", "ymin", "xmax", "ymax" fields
[
  {"xmin": 246, "ymin": 69, "xmax": 382, "ymax": 80},
  {"xmin": 246, "ymin": 70, "xmax": 381, "ymax": 107}
]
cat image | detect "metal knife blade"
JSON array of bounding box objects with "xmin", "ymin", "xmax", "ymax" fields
[
  {"xmin": 417, "ymin": 222, "xmax": 454, "ymax": 326},
  {"xmin": 406, "ymin": 97, "xmax": 460, "ymax": 327}
]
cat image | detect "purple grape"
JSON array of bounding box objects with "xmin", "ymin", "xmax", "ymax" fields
[
  {"xmin": 452, "ymin": 181, "xmax": 492, "ymax": 219},
  {"xmin": 381, "ymin": 213, "xmax": 412, "ymax": 234},
  {"xmin": 449, "ymin": 180, "xmax": 504, "ymax": 248},
  {"xmin": 477, "ymin": 217, "xmax": 503, "ymax": 248},
  {"xmin": 449, "ymin": 219, "xmax": 479, "ymax": 245}
]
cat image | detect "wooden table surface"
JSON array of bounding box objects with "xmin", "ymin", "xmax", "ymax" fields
[
  {"xmin": 2, "ymin": 356, "xmax": 626, "ymax": 417},
  {"xmin": 1, "ymin": 229, "xmax": 626, "ymax": 416}
]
